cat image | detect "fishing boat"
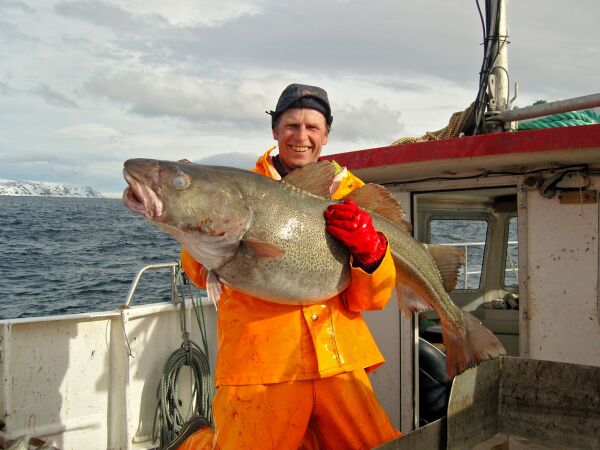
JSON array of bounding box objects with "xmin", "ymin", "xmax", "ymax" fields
[{"xmin": 2, "ymin": 1, "xmax": 600, "ymax": 448}]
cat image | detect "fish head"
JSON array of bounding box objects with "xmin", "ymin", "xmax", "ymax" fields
[
  {"xmin": 123, "ymin": 158, "xmax": 253, "ymax": 268},
  {"xmin": 123, "ymin": 158, "xmax": 205, "ymax": 226}
]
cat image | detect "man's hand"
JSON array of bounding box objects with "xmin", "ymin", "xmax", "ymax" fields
[{"xmin": 324, "ymin": 198, "xmax": 387, "ymax": 266}]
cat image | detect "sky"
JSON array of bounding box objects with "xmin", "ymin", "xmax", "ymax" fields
[{"xmin": 1, "ymin": 0, "xmax": 599, "ymax": 196}]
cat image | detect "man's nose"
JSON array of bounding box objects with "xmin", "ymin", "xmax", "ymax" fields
[{"xmin": 296, "ymin": 125, "xmax": 308, "ymax": 140}]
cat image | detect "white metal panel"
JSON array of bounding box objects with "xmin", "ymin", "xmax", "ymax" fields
[
  {"xmin": 123, "ymin": 303, "xmax": 217, "ymax": 447},
  {"xmin": 1, "ymin": 316, "xmax": 113, "ymax": 449},
  {"xmin": 525, "ymin": 176, "xmax": 600, "ymax": 366},
  {"xmin": 0, "ymin": 301, "xmax": 218, "ymax": 450}
]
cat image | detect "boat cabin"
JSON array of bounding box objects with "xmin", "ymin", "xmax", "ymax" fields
[{"xmin": 330, "ymin": 123, "xmax": 600, "ymax": 447}]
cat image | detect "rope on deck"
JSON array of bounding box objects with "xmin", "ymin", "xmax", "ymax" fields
[
  {"xmin": 517, "ymin": 108, "xmax": 600, "ymax": 130},
  {"xmin": 391, "ymin": 102, "xmax": 476, "ymax": 145},
  {"xmin": 390, "ymin": 100, "xmax": 599, "ymax": 146}
]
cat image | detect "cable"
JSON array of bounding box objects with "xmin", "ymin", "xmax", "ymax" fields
[
  {"xmin": 379, "ymin": 164, "xmax": 590, "ymax": 186},
  {"xmin": 152, "ymin": 269, "xmax": 213, "ymax": 449},
  {"xmin": 153, "ymin": 339, "xmax": 211, "ymax": 447},
  {"xmin": 473, "ymin": 0, "xmax": 504, "ymax": 134}
]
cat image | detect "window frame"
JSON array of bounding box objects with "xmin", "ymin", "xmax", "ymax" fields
[{"xmin": 501, "ymin": 214, "xmax": 520, "ymax": 290}]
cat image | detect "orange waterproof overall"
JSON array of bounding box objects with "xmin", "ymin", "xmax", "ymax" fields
[{"xmin": 178, "ymin": 148, "xmax": 401, "ymax": 449}]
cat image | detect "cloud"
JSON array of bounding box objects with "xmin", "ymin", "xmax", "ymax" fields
[
  {"xmin": 54, "ymin": 0, "xmax": 167, "ymax": 34},
  {"xmin": 0, "ymin": 1, "xmax": 33, "ymax": 12},
  {"xmin": 0, "ymin": 80, "xmax": 17, "ymax": 95},
  {"xmin": 84, "ymin": 70, "xmax": 270, "ymax": 128},
  {"xmin": 333, "ymin": 99, "xmax": 403, "ymax": 144},
  {"xmin": 34, "ymin": 83, "xmax": 78, "ymax": 108},
  {"xmin": 56, "ymin": 123, "xmax": 122, "ymax": 140},
  {"xmin": 134, "ymin": 0, "xmax": 483, "ymax": 86},
  {"xmin": 194, "ymin": 152, "xmax": 260, "ymax": 169},
  {"xmin": 122, "ymin": 0, "xmax": 266, "ymax": 27},
  {"xmin": 0, "ymin": 18, "xmax": 38, "ymax": 43}
]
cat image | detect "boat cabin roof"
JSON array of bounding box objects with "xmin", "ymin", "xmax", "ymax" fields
[{"xmin": 325, "ymin": 123, "xmax": 600, "ymax": 184}]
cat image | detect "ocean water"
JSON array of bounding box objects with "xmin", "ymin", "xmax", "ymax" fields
[{"xmin": 0, "ymin": 196, "xmax": 181, "ymax": 319}]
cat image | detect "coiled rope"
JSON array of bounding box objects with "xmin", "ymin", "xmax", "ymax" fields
[
  {"xmin": 391, "ymin": 101, "xmax": 599, "ymax": 146},
  {"xmin": 153, "ymin": 268, "xmax": 213, "ymax": 448},
  {"xmin": 391, "ymin": 102, "xmax": 476, "ymax": 145},
  {"xmin": 518, "ymin": 109, "xmax": 600, "ymax": 130}
]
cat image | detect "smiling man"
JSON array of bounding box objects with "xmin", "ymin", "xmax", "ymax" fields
[
  {"xmin": 267, "ymin": 84, "xmax": 332, "ymax": 173},
  {"xmin": 177, "ymin": 84, "xmax": 400, "ymax": 450}
]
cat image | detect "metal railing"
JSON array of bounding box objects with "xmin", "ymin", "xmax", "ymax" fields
[
  {"xmin": 438, "ymin": 241, "xmax": 518, "ymax": 289},
  {"xmin": 123, "ymin": 262, "xmax": 179, "ymax": 307}
]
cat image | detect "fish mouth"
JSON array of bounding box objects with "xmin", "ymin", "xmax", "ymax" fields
[{"xmin": 122, "ymin": 168, "xmax": 164, "ymax": 219}]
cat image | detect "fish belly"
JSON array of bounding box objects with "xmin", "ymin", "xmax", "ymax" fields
[{"xmin": 216, "ymin": 190, "xmax": 352, "ymax": 304}]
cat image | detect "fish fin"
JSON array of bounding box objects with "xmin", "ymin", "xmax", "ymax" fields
[
  {"xmin": 395, "ymin": 284, "xmax": 432, "ymax": 317},
  {"xmin": 243, "ymin": 239, "xmax": 285, "ymax": 258},
  {"xmin": 282, "ymin": 161, "xmax": 336, "ymax": 198},
  {"xmin": 424, "ymin": 244, "xmax": 465, "ymax": 292},
  {"xmin": 206, "ymin": 270, "xmax": 221, "ymax": 310},
  {"xmin": 345, "ymin": 184, "xmax": 412, "ymax": 233},
  {"xmin": 170, "ymin": 197, "xmax": 253, "ymax": 270},
  {"xmin": 442, "ymin": 312, "xmax": 507, "ymax": 378}
]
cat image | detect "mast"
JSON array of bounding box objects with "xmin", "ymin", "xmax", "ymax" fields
[
  {"xmin": 474, "ymin": 0, "xmax": 514, "ymax": 134},
  {"xmin": 487, "ymin": 0, "xmax": 510, "ymax": 115},
  {"xmin": 482, "ymin": 0, "xmax": 514, "ymax": 133}
]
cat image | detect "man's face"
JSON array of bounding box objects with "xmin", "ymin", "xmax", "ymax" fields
[{"xmin": 272, "ymin": 108, "xmax": 329, "ymax": 169}]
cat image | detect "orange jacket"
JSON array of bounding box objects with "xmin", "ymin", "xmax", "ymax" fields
[{"xmin": 181, "ymin": 148, "xmax": 396, "ymax": 386}]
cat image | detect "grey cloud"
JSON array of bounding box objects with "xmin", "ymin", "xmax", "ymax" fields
[
  {"xmin": 0, "ymin": 1, "xmax": 32, "ymax": 12},
  {"xmin": 0, "ymin": 18, "xmax": 38, "ymax": 42},
  {"xmin": 332, "ymin": 99, "xmax": 403, "ymax": 144},
  {"xmin": 93, "ymin": 0, "xmax": 599, "ymax": 104},
  {"xmin": 373, "ymin": 79, "xmax": 431, "ymax": 94},
  {"xmin": 0, "ymin": 80, "xmax": 17, "ymax": 95},
  {"xmin": 139, "ymin": 0, "xmax": 483, "ymax": 86},
  {"xmin": 85, "ymin": 70, "xmax": 269, "ymax": 128},
  {"xmin": 503, "ymin": 1, "xmax": 599, "ymax": 102},
  {"xmin": 34, "ymin": 83, "xmax": 78, "ymax": 108},
  {"xmin": 54, "ymin": 0, "xmax": 166, "ymax": 33},
  {"xmin": 194, "ymin": 152, "xmax": 260, "ymax": 169}
]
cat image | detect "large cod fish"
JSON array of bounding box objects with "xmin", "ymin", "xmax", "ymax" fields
[{"xmin": 123, "ymin": 158, "xmax": 505, "ymax": 377}]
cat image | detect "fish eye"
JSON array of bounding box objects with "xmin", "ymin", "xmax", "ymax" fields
[{"xmin": 172, "ymin": 173, "xmax": 191, "ymax": 190}]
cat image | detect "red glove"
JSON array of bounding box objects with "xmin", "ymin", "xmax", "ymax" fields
[{"xmin": 324, "ymin": 198, "xmax": 387, "ymax": 266}]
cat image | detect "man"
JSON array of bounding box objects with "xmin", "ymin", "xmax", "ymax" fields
[{"xmin": 177, "ymin": 84, "xmax": 401, "ymax": 449}]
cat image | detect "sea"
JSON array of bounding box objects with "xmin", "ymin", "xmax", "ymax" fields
[{"xmin": 0, "ymin": 196, "xmax": 182, "ymax": 319}]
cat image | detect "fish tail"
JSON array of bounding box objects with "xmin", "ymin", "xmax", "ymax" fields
[{"xmin": 442, "ymin": 312, "xmax": 507, "ymax": 378}]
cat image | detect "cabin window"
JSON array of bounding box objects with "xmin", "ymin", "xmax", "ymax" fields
[
  {"xmin": 429, "ymin": 219, "xmax": 489, "ymax": 290},
  {"xmin": 503, "ymin": 215, "xmax": 519, "ymax": 288}
]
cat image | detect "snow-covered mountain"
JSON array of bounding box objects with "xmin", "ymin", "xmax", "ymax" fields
[{"xmin": 0, "ymin": 179, "xmax": 103, "ymax": 198}]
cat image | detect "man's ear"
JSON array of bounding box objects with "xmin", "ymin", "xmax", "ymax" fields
[{"xmin": 272, "ymin": 127, "xmax": 279, "ymax": 140}]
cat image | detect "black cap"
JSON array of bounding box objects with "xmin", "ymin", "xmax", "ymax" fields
[{"xmin": 266, "ymin": 83, "xmax": 333, "ymax": 128}]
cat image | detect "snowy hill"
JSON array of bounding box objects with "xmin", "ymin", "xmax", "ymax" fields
[{"xmin": 0, "ymin": 179, "xmax": 103, "ymax": 198}]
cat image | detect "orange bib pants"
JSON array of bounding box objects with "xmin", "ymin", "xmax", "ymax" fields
[{"xmin": 178, "ymin": 370, "xmax": 400, "ymax": 450}]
